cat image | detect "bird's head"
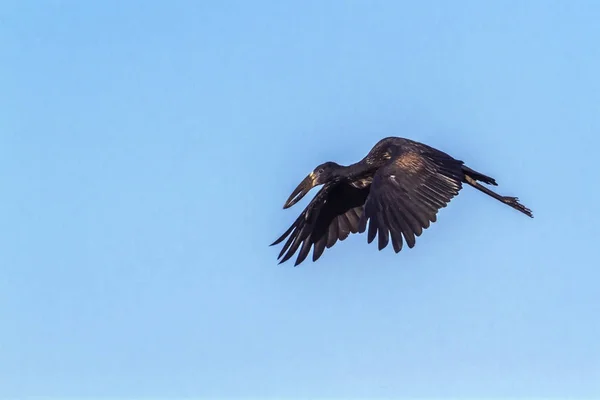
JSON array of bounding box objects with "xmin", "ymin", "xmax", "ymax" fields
[{"xmin": 283, "ymin": 161, "xmax": 341, "ymax": 209}]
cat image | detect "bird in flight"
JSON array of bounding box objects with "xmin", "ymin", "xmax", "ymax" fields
[{"xmin": 271, "ymin": 136, "xmax": 532, "ymax": 266}]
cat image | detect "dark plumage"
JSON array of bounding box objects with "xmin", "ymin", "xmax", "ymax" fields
[{"xmin": 271, "ymin": 136, "xmax": 532, "ymax": 266}]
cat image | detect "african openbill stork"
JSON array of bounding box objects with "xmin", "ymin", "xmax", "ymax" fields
[{"xmin": 271, "ymin": 137, "xmax": 532, "ymax": 266}]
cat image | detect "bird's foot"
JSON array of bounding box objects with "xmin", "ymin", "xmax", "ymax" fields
[{"xmin": 503, "ymin": 196, "xmax": 533, "ymax": 218}]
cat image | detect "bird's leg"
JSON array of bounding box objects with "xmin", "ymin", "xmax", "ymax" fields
[{"xmin": 464, "ymin": 175, "xmax": 533, "ymax": 218}]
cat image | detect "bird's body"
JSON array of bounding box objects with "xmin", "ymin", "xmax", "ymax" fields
[{"xmin": 271, "ymin": 136, "xmax": 532, "ymax": 266}]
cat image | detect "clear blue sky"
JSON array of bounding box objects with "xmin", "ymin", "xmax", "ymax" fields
[{"xmin": 2, "ymin": 0, "xmax": 599, "ymax": 398}]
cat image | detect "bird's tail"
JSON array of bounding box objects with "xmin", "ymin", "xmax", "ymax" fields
[{"xmin": 462, "ymin": 165, "xmax": 497, "ymax": 186}]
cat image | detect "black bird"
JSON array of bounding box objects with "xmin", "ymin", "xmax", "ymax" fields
[{"xmin": 271, "ymin": 136, "xmax": 532, "ymax": 266}]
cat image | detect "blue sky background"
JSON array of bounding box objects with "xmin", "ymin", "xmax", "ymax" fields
[{"xmin": 2, "ymin": 0, "xmax": 600, "ymax": 398}]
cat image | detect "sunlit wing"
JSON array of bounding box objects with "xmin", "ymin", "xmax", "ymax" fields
[{"xmin": 358, "ymin": 146, "xmax": 465, "ymax": 252}]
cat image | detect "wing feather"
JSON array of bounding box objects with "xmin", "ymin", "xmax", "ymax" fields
[
  {"xmin": 312, "ymin": 236, "xmax": 327, "ymax": 262},
  {"xmin": 383, "ymin": 208, "xmax": 403, "ymax": 252},
  {"xmin": 326, "ymin": 222, "xmax": 338, "ymax": 248}
]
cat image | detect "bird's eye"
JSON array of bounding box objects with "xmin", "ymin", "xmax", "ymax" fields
[{"xmin": 318, "ymin": 168, "xmax": 324, "ymax": 174}]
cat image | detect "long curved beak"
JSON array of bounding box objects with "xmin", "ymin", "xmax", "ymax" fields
[{"xmin": 283, "ymin": 173, "xmax": 315, "ymax": 209}]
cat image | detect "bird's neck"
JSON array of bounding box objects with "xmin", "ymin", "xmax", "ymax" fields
[{"xmin": 336, "ymin": 162, "xmax": 374, "ymax": 181}]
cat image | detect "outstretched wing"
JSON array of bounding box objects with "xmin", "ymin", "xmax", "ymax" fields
[
  {"xmin": 271, "ymin": 182, "xmax": 370, "ymax": 266},
  {"xmin": 358, "ymin": 145, "xmax": 465, "ymax": 252}
]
